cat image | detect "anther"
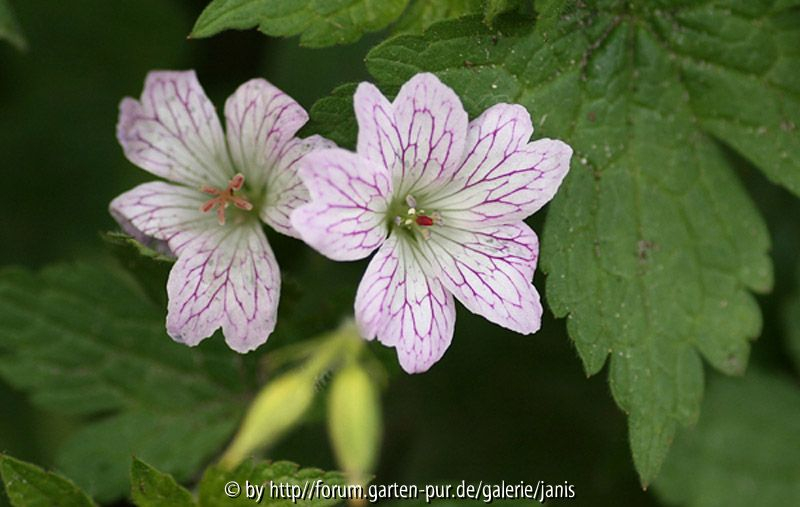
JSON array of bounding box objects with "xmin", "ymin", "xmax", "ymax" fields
[{"xmin": 200, "ymin": 173, "xmax": 253, "ymax": 225}]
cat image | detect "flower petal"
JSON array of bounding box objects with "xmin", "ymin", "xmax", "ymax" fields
[
  {"xmin": 355, "ymin": 234, "xmax": 455, "ymax": 373},
  {"xmin": 109, "ymin": 181, "xmax": 217, "ymax": 256},
  {"xmin": 292, "ymin": 148, "xmax": 390, "ymax": 261},
  {"xmin": 354, "ymin": 81, "xmax": 401, "ymax": 175},
  {"xmin": 426, "ymin": 103, "xmax": 572, "ymax": 226},
  {"xmin": 421, "ymin": 222, "xmax": 542, "ymax": 335},
  {"xmin": 166, "ymin": 220, "xmax": 280, "ymax": 352},
  {"xmin": 391, "ymin": 73, "xmax": 469, "ymax": 195},
  {"xmin": 117, "ymin": 70, "xmax": 232, "ymax": 188},
  {"xmin": 259, "ymin": 135, "xmax": 335, "ymax": 239},
  {"xmin": 224, "ymin": 78, "xmax": 309, "ymax": 189},
  {"xmin": 354, "ymin": 74, "xmax": 468, "ymax": 197}
]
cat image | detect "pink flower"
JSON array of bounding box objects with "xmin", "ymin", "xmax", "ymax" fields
[
  {"xmin": 110, "ymin": 71, "xmax": 330, "ymax": 352},
  {"xmin": 292, "ymin": 73, "xmax": 572, "ymax": 373}
]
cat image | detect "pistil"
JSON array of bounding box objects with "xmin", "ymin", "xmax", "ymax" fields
[{"xmin": 201, "ymin": 173, "xmax": 254, "ymax": 225}]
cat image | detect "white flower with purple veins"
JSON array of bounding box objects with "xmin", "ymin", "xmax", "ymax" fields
[
  {"xmin": 110, "ymin": 71, "xmax": 329, "ymax": 352},
  {"xmin": 292, "ymin": 73, "xmax": 572, "ymax": 373}
]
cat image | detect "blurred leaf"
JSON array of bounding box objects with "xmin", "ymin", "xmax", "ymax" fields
[
  {"xmin": 349, "ymin": 0, "xmax": 789, "ymax": 485},
  {"xmin": 101, "ymin": 232, "xmax": 173, "ymax": 307},
  {"xmin": 192, "ymin": 0, "xmax": 409, "ymax": 47},
  {"xmin": 130, "ymin": 458, "xmax": 195, "ymax": 507},
  {"xmin": 0, "ymin": 0, "xmax": 25, "ymax": 50},
  {"xmin": 0, "ymin": 264, "xmax": 252, "ymax": 502},
  {"xmin": 198, "ymin": 460, "xmax": 346, "ymax": 507},
  {"xmin": 394, "ymin": 0, "xmax": 482, "ymax": 34},
  {"xmin": 784, "ymin": 261, "xmax": 800, "ymax": 374},
  {"xmin": 654, "ymin": 369, "xmax": 800, "ymax": 507},
  {"xmin": 0, "ymin": 454, "xmax": 95, "ymax": 507}
]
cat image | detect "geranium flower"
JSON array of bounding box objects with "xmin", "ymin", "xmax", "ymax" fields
[
  {"xmin": 110, "ymin": 71, "xmax": 329, "ymax": 352},
  {"xmin": 292, "ymin": 73, "xmax": 572, "ymax": 373}
]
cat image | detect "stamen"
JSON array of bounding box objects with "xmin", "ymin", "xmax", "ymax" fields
[
  {"xmin": 199, "ymin": 173, "xmax": 253, "ymax": 225},
  {"xmin": 416, "ymin": 215, "xmax": 434, "ymax": 226},
  {"xmin": 405, "ymin": 195, "xmax": 417, "ymax": 208}
]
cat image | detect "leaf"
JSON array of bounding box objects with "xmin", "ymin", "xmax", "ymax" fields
[
  {"xmin": 784, "ymin": 261, "xmax": 800, "ymax": 374},
  {"xmin": 360, "ymin": 2, "xmax": 782, "ymax": 485},
  {"xmin": 0, "ymin": 0, "xmax": 26, "ymax": 50},
  {"xmin": 198, "ymin": 460, "xmax": 347, "ymax": 507},
  {"xmin": 130, "ymin": 458, "xmax": 196, "ymax": 507},
  {"xmin": 483, "ymin": 0, "xmax": 525, "ymax": 24},
  {"xmin": 393, "ymin": 0, "xmax": 482, "ymax": 34},
  {"xmin": 192, "ymin": 0, "xmax": 409, "ymax": 47},
  {"xmin": 0, "ymin": 264, "xmax": 251, "ymax": 502},
  {"xmin": 0, "ymin": 454, "xmax": 95, "ymax": 507},
  {"xmin": 300, "ymin": 83, "xmax": 359, "ymax": 149},
  {"xmin": 654, "ymin": 369, "xmax": 800, "ymax": 507},
  {"xmin": 101, "ymin": 231, "xmax": 173, "ymax": 307}
]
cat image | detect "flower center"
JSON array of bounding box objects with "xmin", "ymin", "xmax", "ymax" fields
[
  {"xmin": 200, "ymin": 173, "xmax": 254, "ymax": 225},
  {"xmin": 391, "ymin": 194, "xmax": 442, "ymax": 241}
]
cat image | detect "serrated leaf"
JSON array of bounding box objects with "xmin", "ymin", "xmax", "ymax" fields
[
  {"xmin": 654, "ymin": 370, "xmax": 800, "ymax": 507},
  {"xmin": 130, "ymin": 458, "xmax": 196, "ymax": 507},
  {"xmin": 0, "ymin": 454, "xmax": 95, "ymax": 507},
  {"xmin": 360, "ymin": 2, "xmax": 780, "ymax": 485},
  {"xmin": 192, "ymin": 0, "xmax": 409, "ymax": 47},
  {"xmin": 394, "ymin": 0, "xmax": 482, "ymax": 34},
  {"xmin": 0, "ymin": 0, "xmax": 26, "ymax": 50},
  {"xmin": 0, "ymin": 264, "xmax": 251, "ymax": 502},
  {"xmin": 198, "ymin": 460, "xmax": 347, "ymax": 507}
]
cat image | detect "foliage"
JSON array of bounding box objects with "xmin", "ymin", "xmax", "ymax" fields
[
  {"xmin": 654, "ymin": 370, "xmax": 800, "ymax": 507},
  {"xmin": 0, "ymin": 264, "xmax": 252, "ymax": 502},
  {"xmin": 0, "ymin": 0, "xmax": 25, "ymax": 50}
]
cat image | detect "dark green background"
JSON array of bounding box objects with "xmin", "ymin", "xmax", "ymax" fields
[{"xmin": 1, "ymin": 1, "xmax": 798, "ymax": 506}]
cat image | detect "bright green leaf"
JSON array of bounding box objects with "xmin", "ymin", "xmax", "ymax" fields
[
  {"xmin": 198, "ymin": 460, "xmax": 347, "ymax": 507},
  {"xmin": 394, "ymin": 0, "xmax": 482, "ymax": 34},
  {"xmin": 192, "ymin": 0, "xmax": 409, "ymax": 47},
  {"xmin": 361, "ymin": 1, "xmax": 780, "ymax": 485},
  {"xmin": 654, "ymin": 369, "xmax": 800, "ymax": 507},
  {"xmin": 130, "ymin": 458, "xmax": 196, "ymax": 507},
  {"xmin": 0, "ymin": 0, "xmax": 26, "ymax": 50},
  {"xmin": 0, "ymin": 454, "xmax": 95, "ymax": 507},
  {"xmin": 0, "ymin": 264, "xmax": 251, "ymax": 502}
]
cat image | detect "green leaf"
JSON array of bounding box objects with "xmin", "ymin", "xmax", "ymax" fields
[
  {"xmin": 198, "ymin": 460, "xmax": 347, "ymax": 507},
  {"xmin": 0, "ymin": 264, "xmax": 251, "ymax": 502},
  {"xmin": 654, "ymin": 369, "xmax": 800, "ymax": 507},
  {"xmin": 101, "ymin": 232, "xmax": 173, "ymax": 307},
  {"xmin": 131, "ymin": 458, "xmax": 196, "ymax": 507},
  {"xmin": 784, "ymin": 261, "xmax": 800, "ymax": 374},
  {"xmin": 192, "ymin": 0, "xmax": 409, "ymax": 47},
  {"xmin": 483, "ymin": 0, "xmax": 525, "ymax": 24},
  {"xmin": 0, "ymin": 0, "xmax": 26, "ymax": 50},
  {"xmin": 0, "ymin": 454, "xmax": 95, "ymax": 507},
  {"xmin": 394, "ymin": 0, "xmax": 482, "ymax": 34},
  {"xmin": 362, "ymin": 2, "xmax": 780, "ymax": 485},
  {"xmin": 301, "ymin": 83, "xmax": 359, "ymax": 149}
]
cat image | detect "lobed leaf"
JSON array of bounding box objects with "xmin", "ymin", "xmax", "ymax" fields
[
  {"xmin": 192, "ymin": 0, "xmax": 409, "ymax": 47},
  {"xmin": 0, "ymin": 264, "xmax": 252, "ymax": 502},
  {"xmin": 345, "ymin": 0, "xmax": 790, "ymax": 484},
  {"xmin": 0, "ymin": 454, "xmax": 95, "ymax": 507}
]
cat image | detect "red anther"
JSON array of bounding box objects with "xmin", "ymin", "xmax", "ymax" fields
[
  {"xmin": 416, "ymin": 215, "xmax": 434, "ymax": 226},
  {"xmin": 230, "ymin": 173, "xmax": 245, "ymax": 191}
]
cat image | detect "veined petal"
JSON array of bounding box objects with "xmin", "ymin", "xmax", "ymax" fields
[
  {"xmin": 421, "ymin": 222, "xmax": 542, "ymax": 335},
  {"xmin": 355, "ymin": 82, "xmax": 401, "ymax": 175},
  {"xmin": 391, "ymin": 73, "xmax": 468, "ymax": 195},
  {"xmin": 426, "ymin": 104, "xmax": 572, "ymax": 226},
  {"xmin": 109, "ymin": 181, "xmax": 217, "ymax": 256},
  {"xmin": 260, "ymin": 135, "xmax": 335, "ymax": 239},
  {"xmin": 117, "ymin": 70, "xmax": 232, "ymax": 188},
  {"xmin": 166, "ymin": 220, "xmax": 280, "ymax": 353},
  {"xmin": 355, "ymin": 234, "xmax": 455, "ymax": 373},
  {"xmin": 292, "ymin": 148, "xmax": 390, "ymax": 261},
  {"xmin": 224, "ymin": 79, "xmax": 309, "ymax": 189}
]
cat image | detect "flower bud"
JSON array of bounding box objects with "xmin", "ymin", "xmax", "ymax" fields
[
  {"xmin": 327, "ymin": 363, "xmax": 382, "ymax": 484},
  {"xmin": 220, "ymin": 371, "xmax": 316, "ymax": 468}
]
